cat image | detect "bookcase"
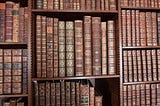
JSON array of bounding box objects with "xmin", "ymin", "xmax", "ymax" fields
[
  {"xmin": 29, "ymin": 0, "xmax": 120, "ymax": 106},
  {"xmin": 0, "ymin": 0, "xmax": 30, "ymax": 106},
  {"xmin": 120, "ymin": 0, "xmax": 160, "ymax": 106}
]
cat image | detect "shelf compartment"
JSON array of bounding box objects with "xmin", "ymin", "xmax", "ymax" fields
[
  {"xmin": 0, "ymin": 94, "xmax": 28, "ymax": 98},
  {"xmin": 122, "ymin": 46, "xmax": 160, "ymax": 50},
  {"xmin": 121, "ymin": 6, "xmax": 160, "ymax": 10},
  {"xmin": 123, "ymin": 80, "xmax": 160, "ymax": 85},
  {"xmin": 32, "ymin": 75, "xmax": 120, "ymax": 81}
]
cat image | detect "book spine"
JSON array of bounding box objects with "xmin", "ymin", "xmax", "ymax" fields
[
  {"xmin": 126, "ymin": 10, "xmax": 132, "ymax": 46},
  {"xmin": 127, "ymin": 85, "xmax": 131, "ymax": 105},
  {"xmin": 41, "ymin": 16, "xmax": 47, "ymax": 77},
  {"xmin": 157, "ymin": 49, "xmax": 160, "ymax": 81},
  {"xmin": 76, "ymin": 82, "xmax": 80, "ymax": 106},
  {"xmin": 137, "ymin": 50, "xmax": 142, "ymax": 81},
  {"xmin": 46, "ymin": 17, "xmax": 54, "ymax": 78},
  {"xmin": 80, "ymin": 0, "xmax": 85, "ymax": 10},
  {"xmin": 146, "ymin": 50, "xmax": 152, "ymax": 81},
  {"xmin": 59, "ymin": 21, "xmax": 66, "ymax": 77},
  {"xmin": 12, "ymin": 3, "xmax": 19, "ymax": 42},
  {"xmin": 132, "ymin": 85, "xmax": 136, "ymax": 106},
  {"xmin": 51, "ymin": 83, "xmax": 56, "ymax": 106},
  {"xmin": 101, "ymin": 22, "xmax": 107, "ymax": 75},
  {"xmin": 86, "ymin": 0, "xmax": 91, "ymax": 10},
  {"xmin": 84, "ymin": 16, "xmax": 92, "ymax": 76},
  {"xmin": 17, "ymin": 103, "xmax": 24, "ymax": 106},
  {"xmin": 43, "ymin": 0, "xmax": 48, "ymax": 9},
  {"xmin": 157, "ymin": 84, "xmax": 160, "ymax": 105},
  {"xmin": 131, "ymin": 10, "xmax": 136, "ymax": 46},
  {"xmin": 59, "ymin": 0, "xmax": 64, "ymax": 10},
  {"xmin": 61, "ymin": 81, "xmax": 65, "ymax": 106},
  {"xmin": 71, "ymin": 82, "xmax": 76, "ymax": 105},
  {"xmin": 104, "ymin": 0, "xmax": 109, "ymax": 10},
  {"xmin": 91, "ymin": 0, "xmax": 96, "ymax": 10},
  {"xmin": 76, "ymin": 0, "xmax": 80, "ymax": 10},
  {"xmin": 146, "ymin": 12, "xmax": 152, "ymax": 46},
  {"xmin": 136, "ymin": 84, "xmax": 140, "ymax": 106},
  {"xmin": 19, "ymin": 8, "xmax": 24, "ymax": 43},
  {"xmin": 151, "ymin": 84, "xmax": 157, "ymax": 105},
  {"xmin": 132, "ymin": 50, "xmax": 138, "ymax": 82},
  {"xmin": 54, "ymin": 0, "xmax": 59, "ymax": 10},
  {"xmin": 108, "ymin": 20, "xmax": 116, "ymax": 75},
  {"xmin": 145, "ymin": 84, "xmax": 151, "ymax": 105},
  {"xmin": 121, "ymin": 10, "xmax": 127, "ymax": 46},
  {"xmin": 46, "ymin": 82, "xmax": 50, "ymax": 106},
  {"xmin": 5, "ymin": 1, "xmax": 13, "ymax": 42},
  {"xmin": 95, "ymin": 96, "xmax": 102, "ymax": 106},
  {"xmin": 142, "ymin": 50, "xmax": 147, "ymax": 81},
  {"xmin": 123, "ymin": 86, "xmax": 127, "ymax": 106},
  {"xmin": 96, "ymin": 0, "xmax": 101, "ymax": 10},
  {"xmin": 0, "ymin": 49, "xmax": 3, "ymax": 94},
  {"xmin": 158, "ymin": 13, "xmax": 160, "ymax": 46},
  {"xmin": 151, "ymin": 50, "xmax": 157, "ymax": 81},
  {"xmin": 92, "ymin": 17, "xmax": 101, "ymax": 76},
  {"xmin": 36, "ymin": 0, "xmax": 43, "ymax": 9},
  {"xmin": 152, "ymin": 12, "xmax": 158, "ymax": 46},
  {"xmin": 136, "ymin": 10, "xmax": 140, "ymax": 46},
  {"xmin": 39, "ymin": 83, "xmax": 45, "ymax": 106},
  {"xmin": 140, "ymin": 12, "xmax": 146, "ymax": 46},
  {"xmin": 128, "ymin": 51, "xmax": 133, "ymax": 82},
  {"xmin": 56, "ymin": 82, "xmax": 60, "ymax": 106},
  {"xmin": 101, "ymin": 0, "xmax": 105, "ymax": 10},
  {"xmin": 140, "ymin": 84, "xmax": 146, "ymax": 105},
  {"xmin": 23, "ymin": 7, "xmax": 28, "ymax": 43},
  {"xmin": 36, "ymin": 15, "xmax": 42, "ymax": 78},
  {"xmin": 34, "ymin": 81, "xmax": 39, "ymax": 106},
  {"xmin": 0, "ymin": 3, "xmax": 5, "ymax": 42},
  {"xmin": 47, "ymin": 0, "xmax": 54, "ymax": 9},
  {"xmin": 66, "ymin": 21, "xmax": 74, "ymax": 77},
  {"xmin": 109, "ymin": 0, "xmax": 116, "ymax": 10},
  {"xmin": 80, "ymin": 84, "xmax": 89, "ymax": 106},
  {"xmin": 65, "ymin": 82, "xmax": 71, "ymax": 106},
  {"xmin": 89, "ymin": 87, "xmax": 95, "ymax": 106},
  {"xmin": 123, "ymin": 51, "xmax": 128, "ymax": 83},
  {"xmin": 75, "ymin": 20, "xmax": 84, "ymax": 76}
]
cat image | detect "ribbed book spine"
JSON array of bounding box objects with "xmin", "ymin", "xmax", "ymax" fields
[
  {"xmin": 92, "ymin": 17, "xmax": 101, "ymax": 76},
  {"xmin": 19, "ymin": 8, "xmax": 24, "ymax": 43},
  {"xmin": 89, "ymin": 87, "xmax": 95, "ymax": 106},
  {"xmin": 0, "ymin": 3, "xmax": 5, "ymax": 42},
  {"xmin": 121, "ymin": 10, "xmax": 127, "ymax": 46},
  {"xmin": 47, "ymin": 0, "xmax": 53, "ymax": 9},
  {"xmin": 53, "ymin": 18, "xmax": 59, "ymax": 77},
  {"xmin": 84, "ymin": 16, "xmax": 92, "ymax": 76},
  {"xmin": 36, "ymin": 15, "xmax": 42, "ymax": 77},
  {"xmin": 80, "ymin": 84, "xmax": 89, "ymax": 106},
  {"xmin": 75, "ymin": 20, "xmax": 84, "ymax": 76},
  {"xmin": 61, "ymin": 81, "xmax": 65, "ymax": 106},
  {"xmin": 46, "ymin": 17, "xmax": 53, "ymax": 78},
  {"xmin": 51, "ymin": 83, "xmax": 56, "ymax": 106},
  {"xmin": 36, "ymin": 0, "xmax": 43, "ymax": 9},
  {"xmin": 46, "ymin": 82, "xmax": 50, "ymax": 106},
  {"xmin": 39, "ymin": 83, "xmax": 45, "ymax": 106},
  {"xmin": 152, "ymin": 12, "xmax": 158, "ymax": 46},
  {"xmin": 59, "ymin": 21, "xmax": 66, "ymax": 77},
  {"xmin": 34, "ymin": 81, "xmax": 39, "ymax": 106},
  {"xmin": 23, "ymin": 7, "xmax": 28, "ymax": 43},
  {"xmin": 0, "ymin": 49, "xmax": 3, "ymax": 94},
  {"xmin": 158, "ymin": 13, "xmax": 160, "ymax": 45},
  {"xmin": 66, "ymin": 21, "xmax": 74, "ymax": 76},
  {"xmin": 76, "ymin": 82, "xmax": 80, "ymax": 106},
  {"xmin": 65, "ymin": 82, "xmax": 71, "ymax": 106},
  {"xmin": 71, "ymin": 82, "xmax": 76, "ymax": 105},
  {"xmin": 123, "ymin": 51, "xmax": 128, "ymax": 83},
  {"xmin": 56, "ymin": 82, "xmax": 61, "ymax": 106}
]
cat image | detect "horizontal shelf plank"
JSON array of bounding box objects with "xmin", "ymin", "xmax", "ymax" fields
[
  {"xmin": 122, "ymin": 46, "xmax": 160, "ymax": 50},
  {"xmin": 0, "ymin": 94, "xmax": 28, "ymax": 98},
  {"xmin": 32, "ymin": 9, "xmax": 118, "ymax": 13},
  {"xmin": 123, "ymin": 80, "xmax": 160, "ymax": 85},
  {"xmin": 0, "ymin": 42, "xmax": 27, "ymax": 45},
  {"xmin": 121, "ymin": 6, "xmax": 160, "ymax": 10},
  {"xmin": 32, "ymin": 75, "xmax": 120, "ymax": 81}
]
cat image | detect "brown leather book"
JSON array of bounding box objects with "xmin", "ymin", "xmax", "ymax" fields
[{"xmin": 0, "ymin": 3, "xmax": 5, "ymax": 42}]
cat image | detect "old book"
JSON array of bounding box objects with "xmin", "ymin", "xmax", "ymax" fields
[
  {"xmin": 158, "ymin": 13, "xmax": 160, "ymax": 45},
  {"xmin": 142, "ymin": 50, "xmax": 147, "ymax": 81},
  {"xmin": 3, "ymin": 83, "xmax": 11, "ymax": 94},
  {"xmin": 80, "ymin": 83, "xmax": 89, "ymax": 106},
  {"xmin": 80, "ymin": 0, "xmax": 85, "ymax": 10},
  {"xmin": 36, "ymin": 15, "xmax": 42, "ymax": 78},
  {"xmin": 41, "ymin": 16, "xmax": 47, "ymax": 77},
  {"xmin": 76, "ymin": 82, "xmax": 80, "ymax": 106},
  {"xmin": 10, "ymin": 100, "xmax": 16, "ymax": 106},
  {"xmin": 34, "ymin": 81, "xmax": 39, "ymax": 106},
  {"xmin": 0, "ymin": 49, "xmax": 3, "ymax": 94},
  {"xmin": 3, "ymin": 102, "xmax": 10, "ymax": 106},
  {"xmin": 12, "ymin": 83, "xmax": 22, "ymax": 94},
  {"xmin": 132, "ymin": 50, "xmax": 138, "ymax": 82},
  {"xmin": 56, "ymin": 82, "xmax": 60, "ymax": 106},
  {"xmin": 46, "ymin": 82, "xmax": 50, "ymax": 106},
  {"xmin": 101, "ymin": 22, "xmax": 107, "ymax": 75},
  {"xmin": 23, "ymin": 7, "xmax": 28, "ymax": 43},
  {"xmin": 58, "ymin": 21, "xmax": 66, "ymax": 77},
  {"xmin": 5, "ymin": 1, "xmax": 13, "ymax": 42},
  {"xmin": 19, "ymin": 8, "xmax": 24, "ymax": 43},
  {"xmin": 146, "ymin": 12, "xmax": 152, "ymax": 46},
  {"xmin": 0, "ymin": 3, "xmax": 5, "ymax": 42},
  {"xmin": 86, "ymin": 0, "xmax": 91, "ymax": 10},
  {"xmin": 104, "ymin": 0, "xmax": 109, "ymax": 10},
  {"xmin": 66, "ymin": 21, "xmax": 74, "ymax": 76},
  {"xmin": 146, "ymin": 50, "xmax": 152, "ymax": 81},
  {"xmin": 109, "ymin": 0, "xmax": 116, "ymax": 10},
  {"xmin": 123, "ymin": 86, "xmax": 127, "ymax": 106},
  {"xmin": 151, "ymin": 50, "xmax": 157, "ymax": 81},
  {"xmin": 59, "ymin": 0, "xmax": 63, "ymax": 10},
  {"xmin": 145, "ymin": 84, "xmax": 151, "ymax": 105},
  {"xmin": 151, "ymin": 84, "xmax": 157, "ymax": 105},
  {"xmin": 61, "ymin": 81, "xmax": 65, "ymax": 106},
  {"xmin": 157, "ymin": 49, "xmax": 160, "ymax": 81},
  {"xmin": 39, "ymin": 83, "xmax": 45, "ymax": 106},
  {"xmin": 96, "ymin": 0, "xmax": 101, "ymax": 10},
  {"xmin": 46, "ymin": 17, "xmax": 53, "ymax": 78},
  {"xmin": 107, "ymin": 20, "xmax": 116, "ymax": 75},
  {"xmin": 47, "ymin": 0, "xmax": 53, "ymax": 9},
  {"xmin": 123, "ymin": 51, "xmax": 128, "ymax": 83},
  {"xmin": 71, "ymin": 82, "xmax": 76, "ymax": 105},
  {"xmin": 137, "ymin": 50, "xmax": 142, "ymax": 82},
  {"xmin": 140, "ymin": 84, "xmax": 146, "ymax": 105},
  {"xmin": 121, "ymin": 10, "xmax": 127, "ymax": 46},
  {"xmin": 65, "ymin": 82, "xmax": 71, "ymax": 106},
  {"xmin": 128, "ymin": 51, "xmax": 133, "ymax": 82},
  {"xmin": 90, "ymin": 87, "xmax": 95, "ymax": 106},
  {"xmin": 75, "ymin": 20, "xmax": 84, "ymax": 76},
  {"xmin": 91, "ymin": 0, "xmax": 96, "ymax": 10},
  {"xmin": 152, "ymin": 12, "xmax": 158, "ymax": 46},
  {"xmin": 135, "ymin": 10, "xmax": 140, "ymax": 46},
  {"xmin": 157, "ymin": 84, "xmax": 160, "ymax": 105},
  {"xmin": 51, "ymin": 82, "xmax": 56, "ymax": 106},
  {"xmin": 127, "ymin": 85, "xmax": 132, "ymax": 106},
  {"xmin": 12, "ymin": 3, "xmax": 19, "ymax": 42},
  {"xmin": 17, "ymin": 102, "xmax": 24, "ymax": 106},
  {"xmin": 36, "ymin": 0, "xmax": 43, "ymax": 9},
  {"xmin": 140, "ymin": 12, "xmax": 146, "ymax": 46},
  {"xmin": 76, "ymin": 0, "xmax": 80, "ymax": 10},
  {"xmin": 95, "ymin": 96, "xmax": 102, "ymax": 106},
  {"xmin": 43, "ymin": 0, "xmax": 47, "ymax": 9},
  {"xmin": 101, "ymin": 0, "xmax": 105, "ymax": 10},
  {"xmin": 84, "ymin": 16, "xmax": 92, "ymax": 76},
  {"xmin": 132, "ymin": 85, "xmax": 136, "ymax": 106},
  {"xmin": 126, "ymin": 10, "xmax": 132, "ymax": 46},
  {"xmin": 131, "ymin": 10, "xmax": 136, "ymax": 46},
  {"xmin": 54, "ymin": 0, "xmax": 59, "ymax": 10},
  {"xmin": 136, "ymin": 84, "xmax": 140, "ymax": 106},
  {"xmin": 92, "ymin": 17, "xmax": 101, "ymax": 76},
  {"xmin": 136, "ymin": 0, "xmax": 140, "ymax": 7}
]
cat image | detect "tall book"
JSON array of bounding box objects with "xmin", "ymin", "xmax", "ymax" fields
[
  {"xmin": 151, "ymin": 50, "xmax": 157, "ymax": 81},
  {"xmin": 136, "ymin": 50, "xmax": 142, "ymax": 82},
  {"xmin": 126, "ymin": 10, "xmax": 131, "ymax": 46},
  {"xmin": 0, "ymin": 49, "xmax": 3, "ymax": 94},
  {"xmin": 142, "ymin": 50, "xmax": 147, "ymax": 81},
  {"xmin": 47, "ymin": 0, "xmax": 53, "ymax": 9},
  {"xmin": 53, "ymin": 18, "xmax": 59, "ymax": 77},
  {"xmin": 19, "ymin": 8, "xmax": 24, "ymax": 43},
  {"xmin": 36, "ymin": 15, "xmax": 42, "ymax": 78},
  {"xmin": 146, "ymin": 50, "xmax": 152, "ymax": 81},
  {"xmin": 140, "ymin": 84, "xmax": 146, "ymax": 105},
  {"xmin": 61, "ymin": 81, "xmax": 65, "ymax": 106},
  {"xmin": 121, "ymin": 10, "xmax": 127, "ymax": 46},
  {"xmin": 66, "ymin": 21, "xmax": 74, "ymax": 76},
  {"xmin": 5, "ymin": 1, "xmax": 13, "ymax": 42},
  {"xmin": 75, "ymin": 20, "xmax": 84, "ymax": 76},
  {"xmin": 132, "ymin": 85, "xmax": 136, "ymax": 105},
  {"xmin": 0, "ymin": 3, "xmax": 5, "ymax": 42},
  {"xmin": 46, "ymin": 17, "xmax": 54, "ymax": 77},
  {"xmin": 51, "ymin": 82, "xmax": 56, "ymax": 106},
  {"xmin": 123, "ymin": 51, "xmax": 128, "ymax": 83},
  {"xmin": 46, "ymin": 82, "xmax": 50, "ymax": 106},
  {"xmin": 157, "ymin": 49, "xmax": 160, "ymax": 80},
  {"xmin": 71, "ymin": 82, "xmax": 76, "ymax": 105},
  {"xmin": 92, "ymin": 17, "xmax": 101, "ymax": 76},
  {"xmin": 23, "ymin": 7, "xmax": 28, "ymax": 43},
  {"xmin": 146, "ymin": 12, "xmax": 152, "ymax": 46},
  {"xmin": 132, "ymin": 50, "xmax": 138, "ymax": 82},
  {"xmin": 39, "ymin": 83, "xmax": 45, "ymax": 106},
  {"xmin": 140, "ymin": 12, "xmax": 146, "ymax": 46},
  {"xmin": 65, "ymin": 82, "xmax": 71, "ymax": 106},
  {"xmin": 145, "ymin": 84, "xmax": 151, "ymax": 105},
  {"xmin": 151, "ymin": 84, "xmax": 157, "ymax": 105},
  {"xmin": 135, "ymin": 10, "xmax": 140, "ymax": 46},
  {"xmin": 76, "ymin": 82, "xmax": 80, "ymax": 106},
  {"xmin": 131, "ymin": 10, "xmax": 136, "ymax": 46},
  {"xmin": 34, "ymin": 81, "xmax": 39, "ymax": 106},
  {"xmin": 157, "ymin": 84, "xmax": 160, "ymax": 105},
  {"xmin": 136, "ymin": 84, "xmax": 140, "ymax": 106},
  {"xmin": 152, "ymin": 12, "xmax": 158, "ymax": 46},
  {"xmin": 80, "ymin": 83, "xmax": 89, "ymax": 106},
  {"xmin": 101, "ymin": 22, "xmax": 107, "ymax": 75},
  {"xmin": 59, "ymin": 21, "xmax": 66, "ymax": 77},
  {"xmin": 56, "ymin": 82, "xmax": 60, "ymax": 106},
  {"xmin": 109, "ymin": 0, "xmax": 116, "ymax": 10},
  {"xmin": 90, "ymin": 87, "xmax": 95, "ymax": 106},
  {"xmin": 107, "ymin": 20, "xmax": 116, "ymax": 75},
  {"xmin": 84, "ymin": 16, "xmax": 92, "ymax": 76},
  {"xmin": 158, "ymin": 13, "xmax": 160, "ymax": 45}
]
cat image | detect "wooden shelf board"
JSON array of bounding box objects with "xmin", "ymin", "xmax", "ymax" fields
[
  {"xmin": 123, "ymin": 80, "xmax": 160, "ymax": 85},
  {"xmin": 32, "ymin": 75, "xmax": 120, "ymax": 81},
  {"xmin": 31, "ymin": 9, "xmax": 118, "ymax": 13},
  {"xmin": 122, "ymin": 46, "xmax": 160, "ymax": 50},
  {"xmin": 0, "ymin": 42, "xmax": 27, "ymax": 45},
  {"xmin": 0, "ymin": 94, "xmax": 28, "ymax": 98},
  {"xmin": 121, "ymin": 6, "xmax": 160, "ymax": 10}
]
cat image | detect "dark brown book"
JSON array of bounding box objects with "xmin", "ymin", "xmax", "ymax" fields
[
  {"xmin": 10, "ymin": 100, "xmax": 16, "ymax": 106},
  {"xmin": 109, "ymin": 0, "xmax": 116, "ymax": 10},
  {"xmin": 53, "ymin": 18, "xmax": 59, "ymax": 77},
  {"xmin": 34, "ymin": 81, "xmax": 39, "ymax": 106},
  {"xmin": 71, "ymin": 82, "xmax": 76, "ymax": 106},
  {"xmin": 123, "ymin": 51, "xmax": 128, "ymax": 83},
  {"xmin": 151, "ymin": 84, "xmax": 157, "ymax": 105},
  {"xmin": 59, "ymin": 21, "xmax": 66, "ymax": 77},
  {"xmin": 140, "ymin": 84, "xmax": 146, "ymax": 105},
  {"xmin": 56, "ymin": 82, "xmax": 60, "ymax": 106},
  {"xmin": 152, "ymin": 12, "xmax": 158, "ymax": 46},
  {"xmin": 140, "ymin": 12, "xmax": 146, "ymax": 46},
  {"xmin": 75, "ymin": 20, "xmax": 84, "ymax": 76},
  {"xmin": 46, "ymin": 17, "xmax": 54, "ymax": 78},
  {"xmin": 65, "ymin": 82, "xmax": 71, "ymax": 106},
  {"xmin": 142, "ymin": 50, "xmax": 147, "ymax": 81},
  {"xmin": 95, "ymin": 0, "xmax": 101, "ymax": 10},
  {"xmin": 76, "ymin": 82, "xmax": 80, "ymax": 106},
  {"xmin": 61, "ymin": 81, "xmax": 65, "ymax": 106},
  {"xmin": 3, "ymin": 102, "xmax": 10, "ymax": 106},
  {"xmin": 95, "ymin": 96, "xmax": 102, "ymax": 106},
  {"xmin": 39, "ymin": 83, "xmax": 45, "ymax": 106},
  {"xmin": 151, "ymin": 50, "xmax": 157, "ymax": 81},
  {"xmin": 5, "ymin": 1, "xmax": 13, "ymax": 42},
  {"xmin": 46, "ymin": 82, "xmax": 50, "ymax": 106},
  {"xmin": 145, "ymin": 84, "xmax": 151, "ymax": 105},
  {"xmin": 146, "ymin": 50, "xmax": 152, "ymax": 81},
  {"xmin": 36, "ymin": 15, "xmax": 42, "ymax": 78},
  {"xmin": 92, "ymin": 17, "xmax": 101, "ymax": 76},
  {"xmin": 121, "ymin": 10, "xmax": 127, "ymax": 46},
  {"xmin": 51, "ymin": 82, "xmax": 56, "ymax": 106},
  {"xmin": 107, "ymin": 20, "xmax": 116, "ymax": 75},
  {"xmin": 84, "ymin": 16, "xmax": 92, "ymax": 76},
  {"xmin": 0, "ymin": 3, "xmax": 5, "ymax": 42},
  {"xmin": 90, "ymin": 87, "xmax": 95, "ymax": 106}
]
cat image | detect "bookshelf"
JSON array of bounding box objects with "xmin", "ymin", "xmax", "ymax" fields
[
  {"xmin": 120, "ymin": 0, "xmax": 160, "ymax": 106},
  {"xmin": 30, "ymin": 0, "xmax": 120, "ymax": 106}
]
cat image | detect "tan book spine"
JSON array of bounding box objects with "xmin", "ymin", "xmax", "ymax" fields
[
  {"xmin": 151, "ymin": 84, "xmax": 157, "ymax": 105},
  {"xmin": 43, "ymin": 0, "xmax": 47, "ymax": 9},
  {"xmin": 136, "ymin": 84, "xmax": 140, "ymax": 105},
  {"xmin": 126, "ymin": 10, "xmax": 132, "ymax": 46},
  {"xmin": 152, "ymin": 12, "xmax": 158, "ymax": 46},
  {"xmin": 151, "ymin": 50, "xmax": 157, "ymax": 81},
  {"xmin": 146, "ymin": 50, "xmax": 152, "ymax": 81},
  {"xmin": 90, "ymin": 87, "xmax": 95, "ymax": 106},
  {"xmin": 140, "ymin": 84, "xmax": 146, "ymax": 105},
  {"xmin": 123, "ymin": 86, "xmax": 127, "ymax": 106},
  {"xmin": 47, "ymin": 0, "xmax": 54, "ymax": 9},
  {"xmin": 157, "ymin": 49, "xmax": 160, "ymax": 81},
  {"xmin": 145, "ymin": 84, "xmax": 151, "ymax": 105},
  {"xmin": 137, "ymin": 50, "xmax": 142, "ymax": 81},
  {"xmin": 140, "ymin": 12, "xmax": 146, "ymax": 46},
  {"xmin": 142, "ymin": 50, "xmax": 147, "ymax": 81},
  {"xmin": 132, "ymin": 85, "xmax": 136, "ymax": 106},
  {"xmin": 131, "ymin": 10, "xmax": 136, "ymax": 46},
  {"xmin": 132, "ymin": 50, "xmax": 138, "ymax": 82},
  {"xmin": 121, "ymin": 10, "xmax": 127, "ymax": 46},
  {"xmin": 136, "ymin": 10, "xmax": 140, "ymax": 46},
  {"xmin": 146, "ymin": 12, "xmax": 152, "ymax": 46},
  {"xmin": 123, "ymin": 51, "xmax": 128, "ymax": 83},
  {"xmin": 128, "ymin": 51, "xmax": 133, "ymax": 82}
]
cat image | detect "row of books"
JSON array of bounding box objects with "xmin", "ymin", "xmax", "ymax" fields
[
  {"xmin": 36, "ymin": 15, "xmax": 117, "ymax": 78},
  {"xmin": 0, "ymin": 2, "xmax": 28, "ymax": 43},
  {"xmin": 34, "ymin": 81, "xmax": 102, "ymax": 106},
  {"xmin": 123, "ymin": 49, "xmax": 160, "ymax": 83},
  {"xmin": 121, "ymin": 0, "xmax": 160, "ymax": 8},
  {"xmin": 0, "ymin": 49, "xmax": 28, "ymax": 94},
  {"xmin": 121, "ymin": 10, "xmax": 160, "ymax": 47},
  {"xmin": 36, "ymin": 0, "xmax": 116, "ymax": 10},
  {"xmin": 2, "ymin": 98, "xmax": 25, "ymax": 106},
  {"xmin": 123, "ymin": 83, "xmax": 160, "ymax": 106}
]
